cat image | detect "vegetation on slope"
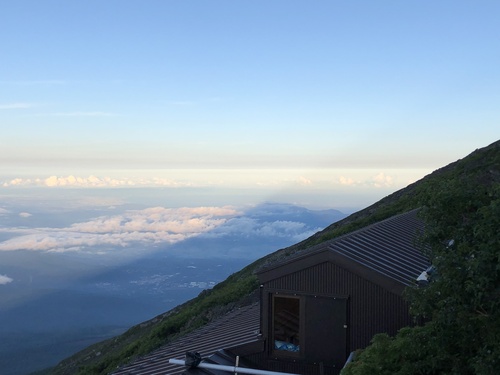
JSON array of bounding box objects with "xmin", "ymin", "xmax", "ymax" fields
[
  {"xmin": 52, "ymin": 140, "xmax": 499, "ymax": 375},
  {"xmin": 342, "ymin": 141, "xmax": 500, "ymax": 374}
]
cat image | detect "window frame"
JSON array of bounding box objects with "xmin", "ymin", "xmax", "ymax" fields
[{"xmin": 271, "ymin": 293, "xmax": 304, "ymax": 358}]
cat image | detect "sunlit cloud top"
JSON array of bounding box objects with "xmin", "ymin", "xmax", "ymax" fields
[
  {"xmin": 1, "ymin": 171, "xmax": 403, "ymax": 191},
  {"xmin": 0, "ymin": 204, "xmax": 325, "ymax": 254},
  {"xmin": 2, "ymin": 175, "xmax": 189, "ymax": 188},
  {"xmin": 0, "ymin": 206, "xmax": 239, "ymax": 253}
]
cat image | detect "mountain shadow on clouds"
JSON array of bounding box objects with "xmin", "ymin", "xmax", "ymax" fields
[{"xmin": 163, "ymin": 202, "xmax": 346, "ymax": 258}]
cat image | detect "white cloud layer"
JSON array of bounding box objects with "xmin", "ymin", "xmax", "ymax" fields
[
  {"xmin": 337, "ymin": 172, "xmax": 395, "ymax": 188},
  {"xmin": 371, "ymin": 172, "xmax": 394, "ymax": 188},
  {"xmin": 0, "ymin": 205, "xmax": 322, "ymax": 254},
  {"xmin": 2, "ymin": 175, "xmax": 190, "ymax": 188},
  {"xmin": 202, "ymin": 217, "xmax": 316, "ymax": 242},
  {"xmin": 0, "ymin": 206, "xmax": 239, "ymax": 253},
  {"xmin": 338, "ymin": 176, "xmax": 355, "ymax": 186},
  {"xmin": 1, "ymin": 171, "xmax": 404, "ymax": 194},
  {"xmin": 0, "ymin": 274, "xmax": 13, "ymax": 285}
]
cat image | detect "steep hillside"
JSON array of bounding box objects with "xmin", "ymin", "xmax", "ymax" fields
[
  {"xmin": 343, "ymin": 140, "xmax": 500, "ymax": 374},
  {"xmin": 50, "ymin": 140, "xmax": 499, "ymax": 375}
]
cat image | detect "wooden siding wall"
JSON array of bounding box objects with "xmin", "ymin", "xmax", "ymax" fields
[{"xmin": 262, "ymin": 261, "xmax": 413, "ymax": 352}]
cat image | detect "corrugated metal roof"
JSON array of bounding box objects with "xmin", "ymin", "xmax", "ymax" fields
[
  {"xmin": 258, "ymin": 209, "xmax": 429, "ymax": 289},
  {"xmin": 326, "ymin": 209, "xmax": 428, "ymax": 286},
  {"xmin": 112, "ymin": 303, "xmax": 260, "ymax": 375}
]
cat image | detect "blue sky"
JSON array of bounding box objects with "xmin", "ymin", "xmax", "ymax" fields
[{"xmin": 1, "ymin": 0, "xmax": 499, "ymax": 209}]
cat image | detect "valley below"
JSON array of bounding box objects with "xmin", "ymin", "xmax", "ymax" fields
[{"xmin": 0, "ymin": 256, "xmax": 250, "ymax": 375}]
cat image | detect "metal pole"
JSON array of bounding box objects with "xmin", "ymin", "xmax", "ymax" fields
[{"xmin": 169, "ymin": 359, "xmax": 299, "ymax": 375}]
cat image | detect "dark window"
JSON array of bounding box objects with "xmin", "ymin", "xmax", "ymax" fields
[{"xmin": 273, "ymin": 295, "xmax": 300, "ymax": 353}]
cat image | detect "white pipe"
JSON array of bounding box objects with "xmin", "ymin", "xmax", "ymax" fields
[
  {"xmin": 169, "ymin": 358, "xmax": 298, "ymax": 375},
  {"xmin": 343, "ymin": 351, "xmax": 355, "ymax": 368}
]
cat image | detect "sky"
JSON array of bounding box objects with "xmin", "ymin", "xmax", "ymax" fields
[{"xmin": 1, "ymin": 0, "xmax": 499, "ymax": 210}]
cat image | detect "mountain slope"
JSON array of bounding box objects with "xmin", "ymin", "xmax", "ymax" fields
[
  {"xmin": 50, "ymin": 140, "xmax": 499, "ymax": 375},
  {"xmin": 343, "ymin": 141, "xmax": 500, "ymax": 374}
]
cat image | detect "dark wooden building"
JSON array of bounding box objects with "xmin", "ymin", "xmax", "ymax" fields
[{"xmin": 242, "ymin": 209, "xmax": 429, "ymax": 374}]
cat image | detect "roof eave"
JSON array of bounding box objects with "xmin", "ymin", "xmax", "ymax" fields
[{"xmin": 258, "ymin": 246, "xmax": 409, "ymax": 295}]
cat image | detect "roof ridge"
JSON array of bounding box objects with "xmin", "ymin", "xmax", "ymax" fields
[{"xmin": 257, "ymin": 208, "xmax": 423, "ymax": 274}]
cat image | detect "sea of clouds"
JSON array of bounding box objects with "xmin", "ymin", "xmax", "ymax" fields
[{"xmin": 0, "ymin": 205, "xmax": 322, "ymax": 254}]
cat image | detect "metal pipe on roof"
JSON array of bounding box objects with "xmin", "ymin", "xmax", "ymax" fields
[{"xmin": 169, "ymin": 358, "xmax": 299, "ymax": 375}]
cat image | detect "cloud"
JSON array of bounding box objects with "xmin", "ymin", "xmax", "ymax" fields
[
  {"xmin": 0, "ymin": 208, "xmax": 10, "ymax": 215},
  {"xmin": 338, "ymin": 176, "xmax": 356, "ymax": 186},
  {"xmin": 0, "ymin": 204, "xmax": 321, "ymax": 253},
  {"xmin": 0, "ymin": 103, "xmax": 35, "ymax": 109},
  {"xmin": 44, "ymin": 175, "xmax": 109, "ymax": 187},
  {"xmin": 0, "ymin": 206, "xmax": 240, "ymax": 253},
  {"xmin": 19, "ymin": 212, "xmax": 32, "ymax": 218},
  {"xmin": 2, "ymin": 175, "xmax": 190, "ymax": 188},
  {"xmin": 201, "ymin": 217, "xmax": 320, "ymax": 243},
  {"xmin": 2, "ymin": 178, "xmax": 26, "ymax": 187},
  {"xmin": 296, "ymin": 176, "xmax": 312, "ymax": 186},
  {"xmin": 46, "ymin": 111, "xmax": 118, "ymax": 117},
  {"xmin": 370, "ymin": 172, "xmax": 394, "ymax": 188},
  {"xmin": 0, "ymin": 274, "xmax": 13, "ymax": 285},
  {"xmin": 0, "ymin": 231, "xmax": 131, "ymax": 252},
  {"xmin": 337, "ymin": 173, "xmax": 395, "ymax": 188}
]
